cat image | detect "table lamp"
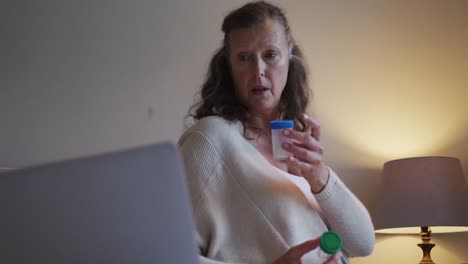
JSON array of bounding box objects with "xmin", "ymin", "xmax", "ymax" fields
[{"xmin": 373, "ymin": 156, "xmax": 468, "ymax": 264}]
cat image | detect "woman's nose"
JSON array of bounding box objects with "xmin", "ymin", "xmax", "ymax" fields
[{"xmin": 254, "ymin": 58, "xmax": 266, "ymax": 77}]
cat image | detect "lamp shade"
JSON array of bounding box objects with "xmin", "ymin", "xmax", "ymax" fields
[{"xmin": 374, "ymin": 156, "xmax": 468, "ymax": 234}]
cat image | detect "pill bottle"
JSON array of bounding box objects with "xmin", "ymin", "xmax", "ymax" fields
[
  {"xmin": 318, "ymin": 231, "xmax": 342, "ymax": 261},
  {"xmin": 270, "ymin": 120, "xmax": 294, "ymax": 160}
]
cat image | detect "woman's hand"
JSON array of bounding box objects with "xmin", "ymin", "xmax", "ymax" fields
[
  {"xmin": 272, "ymin": 238, "xmax": 342, "ymax": 264},
  {"xmin": 282, "ymin": 114, "xmax": 329, "ymax": 193}
]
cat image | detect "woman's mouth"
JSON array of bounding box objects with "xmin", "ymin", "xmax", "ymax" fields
[{"xmin": 252, "ymin": 86, "xmax": 270, "ymax": 95}]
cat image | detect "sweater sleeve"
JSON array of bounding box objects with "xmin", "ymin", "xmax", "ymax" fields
[
  {"xmin": 314, "ymin": 169, "xmax": 375, "ymax": 257},
  {"xmin": 178, "ymin": 129, "xmax": 220, "ymax": 255},
  {"xmin": 179, "ymin": 129, "xmax": 249, "ymax": 264}
]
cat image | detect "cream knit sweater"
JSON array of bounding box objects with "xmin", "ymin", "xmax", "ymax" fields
[{"xmin": 178, "ymin": 116, "xmax": 375, "ymax": 264}]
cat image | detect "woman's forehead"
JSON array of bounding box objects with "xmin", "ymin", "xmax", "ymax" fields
[{"xmin": 228, "ymin": 19, "xmax": 287, "ymax": 50}]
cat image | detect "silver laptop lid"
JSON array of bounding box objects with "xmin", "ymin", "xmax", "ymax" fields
[{"xmin": 0, "ymin": 142, "xmax": 198, "ymax": 264}]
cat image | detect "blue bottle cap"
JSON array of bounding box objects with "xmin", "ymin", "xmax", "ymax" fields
[{"xmin": 270, "ymin": 120, "xmax": 294, "ymax": 129}]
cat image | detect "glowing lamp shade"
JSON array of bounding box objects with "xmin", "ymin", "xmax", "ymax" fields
[{"xmin": 374, "ymin": 157, "xmax": 468, "ymax": 263}]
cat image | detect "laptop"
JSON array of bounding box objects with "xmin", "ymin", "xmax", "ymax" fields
[{"xmin": 0, "ymin": 142, "xmax": 199, "ymax": 264}]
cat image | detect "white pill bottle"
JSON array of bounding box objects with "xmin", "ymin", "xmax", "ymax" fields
[
  {"xmin": 270, "ymin": 120, "xmax": 294, "ymax": 160},
  {"xmin": 318, "ymin": 231, "xmax": 343, "ymax": 262}
]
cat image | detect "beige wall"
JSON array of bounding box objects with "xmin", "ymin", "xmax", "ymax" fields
[{"xmin": 3, "ymin": 0, "xmax": 468, "ymax": 263}]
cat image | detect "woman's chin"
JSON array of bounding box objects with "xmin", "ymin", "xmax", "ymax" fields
[{"xmin": 247, "ymin": 105, "xmax": 279, "ymax": 119}]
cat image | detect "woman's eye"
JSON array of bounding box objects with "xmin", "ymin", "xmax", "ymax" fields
[
  {"xmin": 238, "ymin": 54, "xmax": 250, "ymax": 62},
  {"xmin": 265, "ymin": 51, "xmax": 278, "ymax": 59}
]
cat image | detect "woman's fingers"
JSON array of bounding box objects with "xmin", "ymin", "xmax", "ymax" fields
[
  {"xmin": 281, "ymin": 115, "xmax": 324, "ymax": 165},
  {"xmin": 324, "ymin": 252, "xmax": 342, "ymax": 264},
  {"xmin": 282, "ymin": 129, "xmax": 322, "ymax": 153},
  {"xmin": 287, "ymin": 157, "xmax": 318, "ymax": 174},
  {"xmin": 284, "ymin": 238, "xmax": 320, "ymax": 261},
  {"xmin": 302, "ymin": 114, "xmax": 321, "ymax": 141},
  {"xmin": 282, "ymin": 129, "xmax": 323, "ymax": 166},
  {"xmin": 283, "ymin": 143, "xmax": 322, "ymax": 165},
  {"xmin": 272, "ymin": 237, "xmax": 342, "ymax": 264},
  {"xmin": 272, "ymin": 238, "xmax": 322, "ymax": 264},
  {"xmin": 280, "ymin": 115, "xmax": 329, "ymax": 190}
]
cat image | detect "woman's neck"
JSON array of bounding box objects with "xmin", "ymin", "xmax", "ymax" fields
[
  {"xmin": 246, "ymin": 110, "xmax": 279, "ymax": 128},
  {"xmin": 245, "ymin": 112, "xmax": 279, "ymax": 140},
  {"xmin": 246, "ymin": 115, "xmax": 269, "ymax": 130}
]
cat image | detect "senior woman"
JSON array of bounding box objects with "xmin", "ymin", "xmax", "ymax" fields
[{"xmin": 178, "ymin": 2, "xmax": 375, "ymax": 263}]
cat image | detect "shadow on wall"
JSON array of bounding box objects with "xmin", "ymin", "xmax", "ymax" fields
[
  {"xmin": 436, "ymin": 124, "xmax": 468, "ymax": 179},
  {"xmin": 330, "ymin": 166, "xmax": 382, "ymax": 214},
  {"xmin": 320, "ymin": 112, "xmax": 468, "ymax": 215}
]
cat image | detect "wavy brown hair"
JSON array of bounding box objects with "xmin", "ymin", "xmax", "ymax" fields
[{"xmin": 189, "ymin": 1, "xmax": 310, "ymax": 132}]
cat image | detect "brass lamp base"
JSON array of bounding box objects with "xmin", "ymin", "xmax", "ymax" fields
[{"xmin": 418, "ymin": 226, "xmax": 435, "ymax": 264}]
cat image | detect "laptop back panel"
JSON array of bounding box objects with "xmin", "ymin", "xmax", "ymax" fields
[{"xmin": 0, "ymin": 143, "xmax": 198, "ymax": 264}]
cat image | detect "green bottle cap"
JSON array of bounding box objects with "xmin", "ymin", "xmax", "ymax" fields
[{"xmin": 319, "ymin": 231, "xmax": 342, "ymax": 255}]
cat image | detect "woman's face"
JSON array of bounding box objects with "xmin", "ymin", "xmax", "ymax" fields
[{"xmin": 228, "ymin": 18, "xmax": 289, "ymax": 119}]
